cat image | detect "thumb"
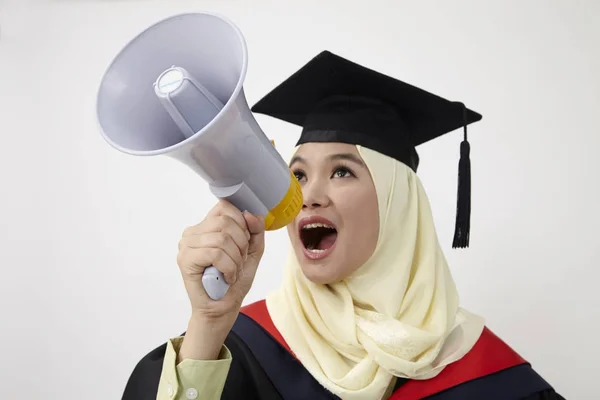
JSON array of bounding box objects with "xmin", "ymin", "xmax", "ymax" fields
[{"xmin": 243, "ymin": 212, "xmax": 265, "ymax": 235}]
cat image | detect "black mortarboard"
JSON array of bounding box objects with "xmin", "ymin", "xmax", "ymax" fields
[{"xmin": 251, "ymin": 50, "xmax": 482, "ymax": 248}]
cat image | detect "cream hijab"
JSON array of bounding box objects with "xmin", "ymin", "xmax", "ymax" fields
[{"xmin": 266, "ymin": 145, "xmax": 485, "ymax": 400}]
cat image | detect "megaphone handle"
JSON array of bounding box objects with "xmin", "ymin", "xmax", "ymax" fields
[{"xmin": 202, "ymin": 266, "xmax": 230, "ymax": 300}]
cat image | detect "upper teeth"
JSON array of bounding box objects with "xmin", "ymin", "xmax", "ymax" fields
[{"xmin": 302, "ymin": 223, "xmax": 334, "ymax": 230}]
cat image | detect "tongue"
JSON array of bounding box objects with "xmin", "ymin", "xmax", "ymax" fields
[{"xmin": 317, "ymin": 232, "xmax": 337, "ymax": 250}]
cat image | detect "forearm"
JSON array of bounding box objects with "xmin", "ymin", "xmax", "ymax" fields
[{"xmin": 177, "ymin": 311, "xmax": 236, "ymax": 363}]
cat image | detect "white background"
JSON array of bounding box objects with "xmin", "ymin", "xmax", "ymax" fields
[{"xmin": 1, "ymin": 0, "xmax": 598, "ymax": 399}]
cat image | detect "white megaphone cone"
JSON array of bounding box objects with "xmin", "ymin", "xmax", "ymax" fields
[{"xmin": 96, "ymin": 13, "xmax": 303, "ymax": 300}]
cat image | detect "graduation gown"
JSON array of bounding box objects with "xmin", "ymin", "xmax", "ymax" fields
[{"xmin": 122, "ymin": 300, "xmax": 565, "ymax": 400}]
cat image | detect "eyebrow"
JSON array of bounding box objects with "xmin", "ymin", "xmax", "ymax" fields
[{"xmin": 289, "ymin": 152, "xmax": 365, "ymax": 168}]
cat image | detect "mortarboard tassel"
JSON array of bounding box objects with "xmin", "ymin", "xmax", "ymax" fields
[{"xmin": 452, "ymin": 104, "xmax": 471, "ymax": 248}]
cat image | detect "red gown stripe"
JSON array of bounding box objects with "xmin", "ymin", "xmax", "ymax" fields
[{"xmin": 390, "ymin": 327, "xmax": 527, "ymax": 399}]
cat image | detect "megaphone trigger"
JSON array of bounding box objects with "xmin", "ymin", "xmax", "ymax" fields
[{"xmin": 202, "ymin": 267, "xmax": 229, "ymax": 301}]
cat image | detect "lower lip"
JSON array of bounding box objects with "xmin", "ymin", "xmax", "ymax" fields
[{"xmin": 302, "ymin": 241, "xmax": 337, "ymax": 260}]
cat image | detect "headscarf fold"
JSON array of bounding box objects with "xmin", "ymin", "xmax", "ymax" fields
[{"xmin": 266, "ymin": 145, "xmax": 485, "ymax": 400}]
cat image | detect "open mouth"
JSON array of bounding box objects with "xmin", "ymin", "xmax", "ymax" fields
[{"xmin": 300, "ymin": 223, "xmax": 338, "ymax": 253}]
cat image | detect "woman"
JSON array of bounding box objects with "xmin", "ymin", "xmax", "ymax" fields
[{"xmin": 122, "ymin": 51, "xmax": 564, "ymax": 400}]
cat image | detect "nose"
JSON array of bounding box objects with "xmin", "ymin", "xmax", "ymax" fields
[{"xmin": 301, "ymin": 179, "xmax": 331, "ymax": 210}]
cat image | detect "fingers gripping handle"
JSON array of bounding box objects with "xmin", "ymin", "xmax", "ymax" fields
[
  {"xmin": 203, "ymin": 183, "xmax": 269, "ymax": 300},
  {"xmin": 202, "ymin": 266, "xmax": 229, "ymax": 300}
]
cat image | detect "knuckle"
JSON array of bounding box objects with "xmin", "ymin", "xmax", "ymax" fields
[
  {"xmin": 178, "ymin": 236, "xmax": 187, "ymax": 250},
  {"xmin": 182, "ymin": 225, "xmax": 196, "ymax": 237},
  {"xmin": 211, "ymin": 201, "xmax": 225, "ymax": 214},
  {"xmin": 212, "ymin": 250, "xmax": 231, "ymax": 272},
  {"xmin": 209, "ymin": 248, "xmax": 221, "ymax": 263},
  {"xmin": 242, "ymin": 237, "xmax": 250, "ymax": 249},
  {"xmin": 218, "ymin": 199, "xmax": 236, "ymax": 212},
  {"xmin": 214, "ymin": 250, "xmax": 233, "ymax": 269},
  {"xmin": 225, "ymin": 266, "xmax": 237, "ymax": 281},
  {"xmin": 176, "ymin": 248, "xmax": 187, "ymax": 267},
  {"xmin": 215, "ymin": 232, "xmax": 229, "ymax": 247},
  {"xmin": 214, "ymin": 215, "xmax": 229, "ymax": 230},
  {"xmin": 221, "ymin": 213, "xmax": 236, "ymax": 225},
  {"xmin": 221, "ymin": 218, "xmax": 240, "ymax": 237}
]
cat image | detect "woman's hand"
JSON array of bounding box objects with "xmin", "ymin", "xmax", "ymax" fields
[
  {"xmin": 176, "ymin": 200, "xmax": 266, "ymax": 362},
  {"xmin": 177, "ymin": 199, "xmax": 266, "ymax": 322}
]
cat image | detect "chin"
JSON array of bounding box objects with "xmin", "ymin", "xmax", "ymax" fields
[
  {"xmin": 289, "ymin": 243, "xmax": 346, "ymax": 285},
  {"xmin": 298, "ymin": 261, "xmax": 342, "ymax": 285}
]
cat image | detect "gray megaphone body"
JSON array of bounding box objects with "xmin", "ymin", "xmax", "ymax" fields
[{"xmin": 95, "ymin": 13, "xmax": 303, "ymax": 300}]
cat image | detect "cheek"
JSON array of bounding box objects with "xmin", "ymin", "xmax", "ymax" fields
[
  {"xmin": 286, "ymin": 224, "xmax": 298, "ymax": 243},
  {"xmin": 337, "ymin": 187, "xmax": 379, "ymax": 250}
]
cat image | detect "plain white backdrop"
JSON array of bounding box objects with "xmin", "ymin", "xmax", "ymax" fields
[{"xmin": 1, "ymin": 0, "xmax": 598, "ymax": 398}]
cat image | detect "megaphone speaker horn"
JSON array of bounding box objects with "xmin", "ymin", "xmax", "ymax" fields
[{"xmin": 96, "ymin": 13, "xmax": 303, "ymax": 300}]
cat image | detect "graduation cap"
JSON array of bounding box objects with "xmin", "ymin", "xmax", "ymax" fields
[{"xmin": 251, "ymin": 50, "xmax": 482, "ymax": 248}]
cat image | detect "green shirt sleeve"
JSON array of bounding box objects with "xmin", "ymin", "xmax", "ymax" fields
[{"xmin": 156, "ymin": 336, "xmax": 232, "ymax": 400}]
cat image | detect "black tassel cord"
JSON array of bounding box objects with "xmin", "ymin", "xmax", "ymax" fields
[{"xmin": 452, "ymin": 105, "xmax": 471, "ymax": 249}]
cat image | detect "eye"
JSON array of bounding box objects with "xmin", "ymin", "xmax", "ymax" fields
[
  {"xmin": 293, "ymin": 170, "xmax": 306, "ymax": 182},
  {"xmin": 332, "ymin": 166, "xmax": 354, "ymax": 179}
]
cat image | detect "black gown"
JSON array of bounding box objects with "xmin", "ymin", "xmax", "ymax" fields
[{"xmin": 122, "ymin": 300, "xmax": 566, "ymax": 400}]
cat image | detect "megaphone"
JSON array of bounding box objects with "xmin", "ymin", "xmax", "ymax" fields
[{"xmin": 96, "ymin": 13, "xmax": 303, "ymax": 300}]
